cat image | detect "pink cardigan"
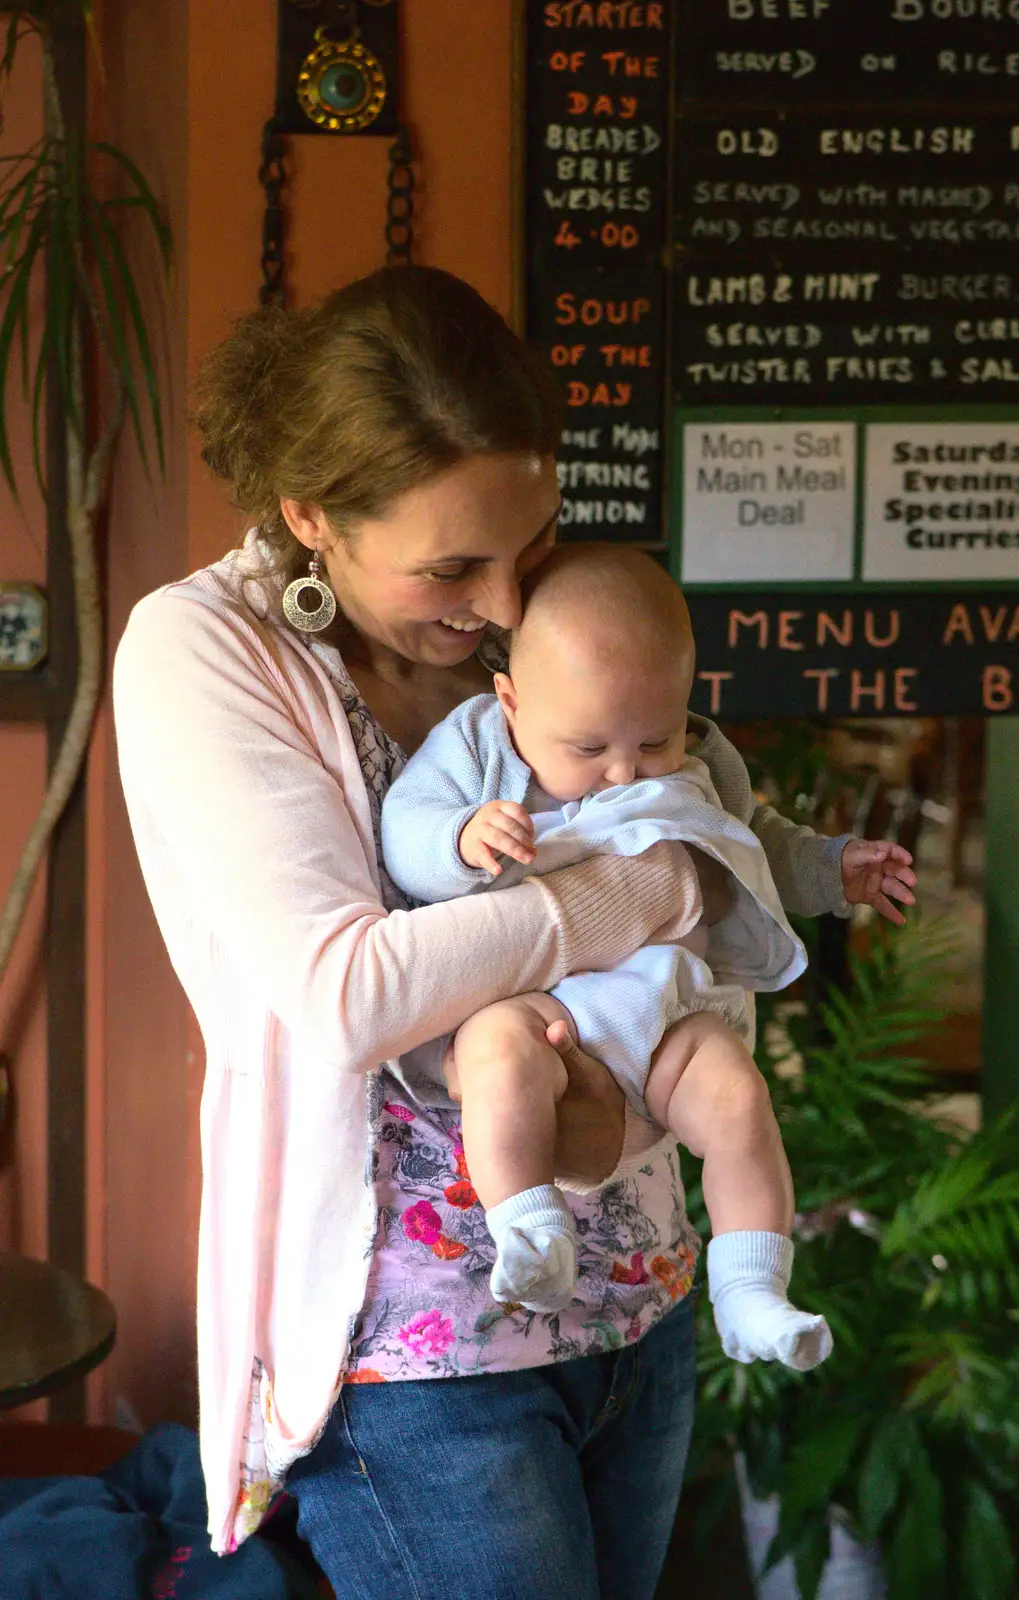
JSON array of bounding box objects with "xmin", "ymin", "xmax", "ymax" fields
[{"xmin": 113, "ymin": 545, "xmax": 693, "ymax": 1553}]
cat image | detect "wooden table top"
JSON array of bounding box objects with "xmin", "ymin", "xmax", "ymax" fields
[{"xmin": 0, "ymin": 1255, "xmax": 116, "ymax": 1408}]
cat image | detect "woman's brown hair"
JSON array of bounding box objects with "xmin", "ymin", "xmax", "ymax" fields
[{"xmin": 192, "ymin": 265, "xmax": 563, "ymax": 588}]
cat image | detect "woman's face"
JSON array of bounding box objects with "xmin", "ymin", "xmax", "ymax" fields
[{"xmin": 287, "ymin": 453, "xmax": 562, "ymax": 668}]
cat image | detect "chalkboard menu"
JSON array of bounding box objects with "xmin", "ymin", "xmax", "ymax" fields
[
  {"xmin": 675, "ymin": 1, "xmax": 1019, "ymax": 105},
  {"xmin": 674, "ymin": 7, "xmax": 1019, "ymax": 403},
  {"xmin": 521, "ymin": 2, "xmax": 1019, "ymax": 715},
  {"xmin": 675, "ymin": 113, "xmax": 1019, "ymax": 401},
  {"xmin": 525, "ymin": 2, "xmax": 672, "ymax": 542}
]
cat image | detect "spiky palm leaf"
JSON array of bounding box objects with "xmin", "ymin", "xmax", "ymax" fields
[
  {"xmin": 0, "ymin": 5, "xmax": 169, "ymax": 988},
  {"xmin": 0, "ymin": 127, "xmax": 169, "ymax": 496}
]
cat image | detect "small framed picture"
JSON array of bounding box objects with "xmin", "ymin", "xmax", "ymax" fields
[{"xmin": 0, "ymin": 582, "xmax": 48, "ymax": 671}]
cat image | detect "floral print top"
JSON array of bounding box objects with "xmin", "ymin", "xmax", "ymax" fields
[{"xmin": 308, "ymin": 638, "xmax": 700, "ymax": 1384}]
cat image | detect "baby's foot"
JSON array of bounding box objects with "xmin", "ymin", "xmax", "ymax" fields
[
  {"xmin": 487, "ymin": 1185, "xmax": 577, "ymax": 1314},
  {"xmin": 713, "ymin": 1293, "xmax": 832, "ymax": 1371},
  {"xmin": 707, "ymin": 1231, "xmax": 833, "ymax": 1373}
]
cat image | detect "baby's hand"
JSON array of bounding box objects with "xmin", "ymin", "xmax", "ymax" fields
[
  {"xmin": 840, "ymin": 838, "xmax": 917, "ymax": 926},
  {"xmin": 458, "ymin": 801, "xmax": 536, "ymax": 876}
]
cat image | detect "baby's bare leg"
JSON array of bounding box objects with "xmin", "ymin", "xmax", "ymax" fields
[
  {"xmin": 644, "ymin": 1011, "xmax": 793, "ymax": 1236},
  {"xmin": 451, "ymin": 994, "xmax": 578, "ymax": 1313},
  {"xmin": 646, "ymin": 1012, "xmax": 831, "ymax": 1373},
  {"xmin": 452, "ymin": 992, "xmax": 571, "ymax": 1210}
]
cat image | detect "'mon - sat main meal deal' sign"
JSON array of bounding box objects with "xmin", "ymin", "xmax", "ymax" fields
[
  {"xmin": 864, "ymin": 424, "xmax": 1019, "ymax": 581},
  {"xmin": 682, "ymin": 422, "xmax": 856, "ymax": 583}
]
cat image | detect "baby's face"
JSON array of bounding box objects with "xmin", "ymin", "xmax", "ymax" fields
[{"xmin": 497, "ymin": 654, "xmax": 691, "ymax": 803}]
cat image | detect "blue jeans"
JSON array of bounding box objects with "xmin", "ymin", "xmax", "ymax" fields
[{"xmin": 286, "ymin": 1296, "xmax": 696, "ymax": 1600}]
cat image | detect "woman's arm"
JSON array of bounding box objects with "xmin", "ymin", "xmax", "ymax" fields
[{"xmin": 114, "ymin": 591, "xmax": 694, "ymax": 1069}]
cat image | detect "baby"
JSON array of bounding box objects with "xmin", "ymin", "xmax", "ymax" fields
[{"xmin": 382, "ymin": 545, "xmax": 912, "ymax": 1371}]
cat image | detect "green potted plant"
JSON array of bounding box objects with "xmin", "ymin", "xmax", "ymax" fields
[
  {"xmin": 687, "ymin": 925, "xmax": 1019, "ymax": 1600},
  {"xmin": 0, "ymin": 2, "xmax": 169, "ymax": 985}
]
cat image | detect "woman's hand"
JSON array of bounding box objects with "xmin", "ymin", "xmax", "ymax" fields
[
  {"xmin": 545, "ymin": 1022, "xmax": 626, "ymax": 1188},
  {"xmin": 442, "ymin": 1017, "xmax": 626, "ymax": 1189}
]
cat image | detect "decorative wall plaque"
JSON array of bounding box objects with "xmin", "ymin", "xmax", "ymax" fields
[{"xmin": 0, "ymin": 582, "xmax": 48, "ymax": 671}]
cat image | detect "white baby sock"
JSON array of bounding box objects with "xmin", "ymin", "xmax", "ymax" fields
[
  {"xmin": 707, "ymin": 1231, "xmax": 833, "ymax": 1373},
  {"xmin": 486, "ymin": 1185, "xmax": 577, "ymax": 1314}
]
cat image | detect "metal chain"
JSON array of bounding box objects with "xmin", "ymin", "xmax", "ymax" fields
[
  {"xmin": 327, "ymin": 0, "xmax": 360, "ymax": 41},
  {"xmin": 258, "ymin": 80, "xmax": 413, "ymax": 302},
  {"xmin": 259, "ymin": 116, "xmax": 288, "ymax": 307},
  {"xmin": 385, "ymin": 121, "xmax": 415, "ymax": 266}
]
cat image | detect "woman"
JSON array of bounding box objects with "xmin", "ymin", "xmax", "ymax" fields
[{"xmin": 113, "ymin": 266, "xmax": 721, "ymax": 1599}]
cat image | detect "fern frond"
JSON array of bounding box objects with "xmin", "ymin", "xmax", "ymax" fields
[
  {"xmin": 892, "ymin": 1329, "xmax": 1013, "ymax": 1427},
  {"xmin": 883, "ymin": 1111, "xmax": 1019, "ymax": 1267}
]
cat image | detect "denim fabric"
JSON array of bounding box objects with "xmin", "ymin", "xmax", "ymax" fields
[{"xmin": 286, "ymin": 1295, "xmax": 697, "ymax": 1600}]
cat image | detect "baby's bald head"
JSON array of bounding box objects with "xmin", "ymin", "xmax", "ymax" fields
[
  {"xmin": 511, "ymin": 543, "xmax": 695, "ymax": 692},
  {"xmin": 495, "ymin": 545, "xmax": 697, "ymax": 801}
]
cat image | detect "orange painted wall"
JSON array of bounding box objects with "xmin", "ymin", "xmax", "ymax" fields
[
  {"xmin": 185, "ymin": 1, "xmax": 518, "ymax": 569},
  {"xmin": 85, "ymin": 0, "xmax": 195, "ymax": 1429},
  {"xmin": 85, "ymin": 0, "xmax": 519, "ymax": 1427}
]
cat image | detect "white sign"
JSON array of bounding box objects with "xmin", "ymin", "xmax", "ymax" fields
[
  {"xmin": 864, "ymin": 424, "xmax": 1019, "ymax": 583},
  {"xmin": 682, "ymin": 423, "xmax": 856, "ymax": 584}
]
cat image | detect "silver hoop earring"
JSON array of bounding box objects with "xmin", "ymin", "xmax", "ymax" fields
[{"xmin": 282, "ymin": 550, "xmax": 337, "ymax": 633}]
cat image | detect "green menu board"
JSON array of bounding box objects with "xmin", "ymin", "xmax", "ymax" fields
[
  {"xmin": 670, "ymin": 2, "xmax": 1019, "ymax": 716},
  {"xmin": 523, "ymin": 2, "xmax": 1019, "ymax": 715}
]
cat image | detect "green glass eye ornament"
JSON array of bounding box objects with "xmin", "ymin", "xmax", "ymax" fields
[{"xmin": 297, "ymin": 32, "xmax": 387, "ymax": 132}]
